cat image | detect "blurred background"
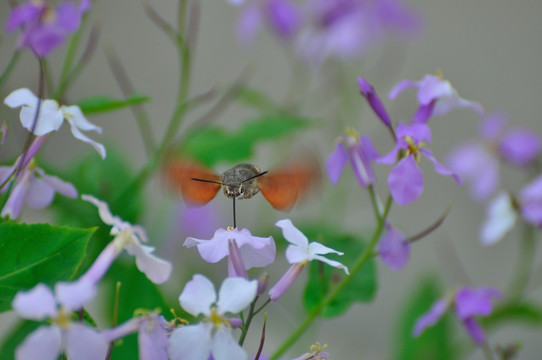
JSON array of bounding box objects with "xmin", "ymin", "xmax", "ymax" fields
[{"xmin": 1, "ymin": 0, "xmax": 542, "ymax": 359}]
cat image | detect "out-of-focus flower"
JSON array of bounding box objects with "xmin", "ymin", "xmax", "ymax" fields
[
  {"xmin": 236, "ymin": 0, "xmax": 301, "ymax": 45},
  {"xmin": 479, "ymin": 192, "xmax": 517, "ymax": 245},
  {"xmin": 12, "ymin": 282, "xmax": 107, "ymax": 360},
  {"xmin": 0, "ymin": 143, "xmax": 77, "ymax": 219},
  {"xmin": 5, "ymin": 0, "xmax": 90, "ymax": 57},
  {"xmin": 297, "ymin": 0, "xmax": 421, "ymax": 67},
  {"xmin": 519, "ymin": 175, "xmax": 542, "ymax": 228},
  {"xmin": 379, "ymin": 224, "xmax": 409, "ymax": 270},
  {"xmin": 358, "ymin": 77, "xmax": 392, "ymax": 127},
  {"xmin": 413, "ymin": 286, "xmax": 502, "ymax": 345},
  {"xmin": 269, "ymin": 219, "xmax": 348, "ymax": 301},
  {"xmin": 4, "ymin": 88, "xmax": 106, "ymax": 158},
  {"xmin": 378, "ymin": 122, "xmax": 461, "ymax": 206},
  {"xmin": 82, "ymin": 194, "xmax": 172, "ymax": 284},
  {"xmin": 389, "ymin": 74, "xmax": 483, "ymax": 123},
  {"xmin": 184, "ymin": 227, "xmax": 275, "ymax": 275},
  {"xmin": 168, "ymin": 274, "xmax": 257, "ymax": 360},
  {"xmin": 292, "ymin": 342, "xmax": 329, "ymax": 360},
  {"xmin": 326, "ymin": 128, "xmax": 379, "ymax": 187}
]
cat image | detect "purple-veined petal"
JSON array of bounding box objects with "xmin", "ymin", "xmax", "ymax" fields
[
  {"xmin": 55, "ymin": 278, "xmax": 96, "ymax": 311},
  {"xmin": 389, "ymin": 79, "xmax": 417, "ymax": 99},
  {"xmin": 480, "ymin": 192, "xmax": 517, "ymax": 245},
  {"xmin": 388, "ymin": 156, "xmax": 423, "ymax": 206},
  {"xmin": 64, "ymin": 116, "xmax": 106, "ymax": 159},
  {"xmin": 454, "ymin": 286, "xmax": 502, "ymax": 320},
  {"xmin": 216, "ymin": 277, "xmax": 257, "ymax": 315},
  {"xmin": 179, "ymin": 274, "xmax": 216, "ymax": 317},
  {"xmin": 419, "ymin": 148, "xmax": 461, "ymax": 184},
  {"xmin": 358, "ymin": 77, "xmax": 392, "ymax": 126},
  {"xmin": 379, "ymin": 225, "xmax": 410, "ymax": 271},
  {"xmin": 15, "ymin": 325, "xmax": 62, "ymax": 360},
  {"xmin": 276, "ymin": 219, "xmax": 309, "ymax": 247},
  {"xmin": 268, "ymin": 263, "xmax": 305, "ymax": 301},
  {"xmin": 138, "ymin": 315, "xmax": 170, "ymax": 360},
  {"xmin": 168, "ymin": 323, "xmax": 213, "ymax": 360},
  {"xmin": 65, "ymin": 323, "xmax": 108, "ymax": 360},
  {"xmin": 498, "ymin": 129, "xmax": 542, "ymax": 166},
  {"xmin": 412, "ymin": 298, "xmax": 449, "ymax": 336},
  {"xmin": 212, "ymin": 327, "xmax": 247, "ymax": 360},
  {"xmin": 326, "ymin": 142, "xmax": 348, "ymax": 185},
  {"xmin": 127, "ymin": 243, "xmax": 172, "ymax": 284},
  {"xmin": 12, "ymin": 284, "xmax": 57, "ymax": 320},
  {"xmin": 462, "ymin": 317, "xmax": 486, "ymax": 345}
]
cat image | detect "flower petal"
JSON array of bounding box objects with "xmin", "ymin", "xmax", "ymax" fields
[
  {"xmin": 462, "ymin": 317, "xmax": 486, "ymax": 345},
  {"xmin": 15, "ymin": 325, "xmax": 62, "ymax": 360},
  {"xmin": 168, "ymin": 324, "xmax": 213, "ymax": 360},
  {"xmin": 24, "ymin": 174, "xmax": 55, "ymax": 209},
  {"xmin": 61, "ymin": 105, "xmax": 102, "ymax": 133},
  {"xmin": 412, "ymin": 298, "xmax": 449, "ymax": 336},
  {"xmin": 81, "ymin": 194, "xmax": 118, "ymax": 227},
  {"xmin": 65, "ymin": 115, "xmax": 106, "ymax": 158},
  {"xmin": 311, "ymin": 254, "xmax": 349, "ymax": 274},
  {"xmin": 275, "ymin": 219, "xmax": 309, "ymax": 248},
  {"xmin": 55, "ymin": 278, "xmax": 96, "ymax": 311},
  {"xmin": 454, "ymin": 286, "xmax": 502, "ymax": 320},
  {"xmin": 212, "ymin": 327, "xmax": 247, "ymax": 360},
  {"xmin": 498, "ymin": 129, "xmax": 542, "ymax": 166},
  {"xmin": 65, "ymin": 323, "xmax": 108, "ymax": 360},
  {"xmin": 379, "ymin": 225, "xmax": 410, "ymax": 271},
  {"xmin": 388, "ymin": 156, "xmax": 424, "ymax": 206},
  {"xmin": 21, "ymin": 99, "xmax": 64, "ymax": 136},
  {"xmin": 326, "ymin": 142, "xmax": 348, "ymax": 185},
  {"xmin": 480, "ymin": 192, "xmax": 517, "ymax": 245},
  {"xmin": 419, "ymin": 148, "xmax": 461, "ymax": 184},
  {"xmin": 138, "ymin": 315, "xmax": 170, "ymax": 360},
  {"xmin": 4, "ymin": 88, "xmax": 38, "ymax": 108},
  {"xmin": 40, "ymin": 172, "xmax": 78, "ymax": 198},
  {"xmin": 389, "ymin": 79, "xmax": 417, "ymax": 100},
  {"xmin": 179, "ymin": 274, "xmax": 216, "ymax": 317},
  {"xmin": 216, "ymin": 277, "xmax": 257, "ymax": 315},
  {"xmin": 12, "ymin": 284, "xmax": 57, "ymax": 320}
]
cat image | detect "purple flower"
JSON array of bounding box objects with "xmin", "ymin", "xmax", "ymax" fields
[
  {"xmin": 0, "ymin": 146, "xmax": 77, "ymax": 219},
  {"xmin": 498, "ymin": 129, "xmax": 542, "ymax": 166},
  {"xmin": 237, "ymin": 0, "xmax": 301, "ymax": 45},
  {"xmin": 326, "ymin": 129, "xmax": 379, "ymax": 187},
  {"xmin": 358, "ymin": 77, "xmax": 392, "ymax": 127},
  {"xmin": 413, "ymin": 286, "xmax": 502, "ymax": 345},
  {"xmin": 519, "ymin": 175, "xmax": 542, "ymax": 227},
  {"xmin": 184, "ymin": 227, "xmax": 276, "ymax": 276},
  {"xmin": 12, "ymin": 282, "xmax": 107, "ymax": 360},
  {"xmin": 168, "ymin": 275, "xmax": 257, "ymax": 360},
  {"xmin": 379, "ymin": 224, "xmax": 409, "ymax": 270},
  {"xmin": 5, "ymin": 0, "xmax": 89, "ymax": 57},
  {"xmin": 296, "ymin": 0, "xmax": 420, "ymax": 67},
  {"xmin": 389, "ymin": 74, "xmax": 483, "ymax": 123},
  {"xmin": 378, "ymin": 122, "xmax": 461, "ymax": 206}
]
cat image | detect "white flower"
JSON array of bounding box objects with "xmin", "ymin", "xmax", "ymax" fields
[
  {"xmin": 82, "ymin": 194, "xmax": 172, "ymax": 284},
  {"xmin": 168, "ymin": 274, "xmax": 257, "ymax": 360},
  {"xmin": 480, "ymin": 192, "xmax": 517, "ymax": 245},
  {"xmin": 4, "ymin": 88, "xmax": 106, "ymax": 158}
]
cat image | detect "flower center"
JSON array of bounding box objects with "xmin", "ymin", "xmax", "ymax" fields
[
  {"xmin": 205, "ymin": 306, "xmax": 231, "ymax": 330},
  {"xmin": 404, "ymin": 136, "xmax": 425, "ymax": 162},
  {"xmin": 52, "ymin": 307, "xmax": 72, "ymax": 330}
]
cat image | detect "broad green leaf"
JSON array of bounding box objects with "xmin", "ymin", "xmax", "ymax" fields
[
  {"xmin": 302, "ymin": 226, "xmax": 377, "ymax": 318},
  {"xmin": 0, "ymin": 320, "xmax": 40, "ymax": 360},
  {"xmin": 395, "ymin": 278, "xmax": 455, "ymax": 360},
  {"xmin": 0, "ymin": 223, "xmax": 94, "ymax": 312},
  {"xmin": 76, "ymin": 93, "xmax": 150, "ymax": 114},
  {"xmin": 482, "ymin": 302, "xmax": 542, "ymax": 329},
  {"xmin": 181, "ymin": 114, "xmax": 311, "ymax": 166}
]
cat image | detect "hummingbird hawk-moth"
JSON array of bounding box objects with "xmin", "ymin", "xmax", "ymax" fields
[{"xmin": 164, "ymin": 155, "xmax": 320, "ymax": 211}]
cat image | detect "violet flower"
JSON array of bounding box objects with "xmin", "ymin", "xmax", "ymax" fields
[
  {"xmin": 378, "ymin": 122, "xmax": 461, "ymax": 206},
  {"xmin": 389, "ymin": 74, "xmax": 483, "ymax": 123},
  {"xmin": 519, "ymin": 175, "xmax": 542, "ymax": 228},
  {"xmin": 413, "ymin": 286, "xmax": 502, "ymax": 345},
  {"xmin": 4, "ymin": 88, "xmax": 106, "ymax": 159},
  {"xmin": 326, "ymin": 128, "xmax": 379, "ymax": 187},
  {"xmin": 269, "ymin": 219, "xmax": 348, "ymax": 301},
  {"xmin": 358, "ymin": 77, "xmax": 392, "ymax": 127},
  {"xmin": 82, "ymin": 194, "xmax": 172, "ymax": 284},
  {"xmin": 12, "ymin": 282, "xmax": 107, "ymax": 360},
  {"xmin": 168, "ymin": 274, "xmax": 257, "ymax": 360},
  {"xmin": 5, "ymin": 0, "xmax": 90, "ymax": 57},
  {"xmin": 184, "ymin": 227, "xmax": 275, "ymax": 276},
  {"xmin": 379, "ymin": 224, "xmax": 409, "ymax": 270}
]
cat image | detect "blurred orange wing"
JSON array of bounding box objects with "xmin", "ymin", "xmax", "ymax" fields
[
  {"xmin": 257, "ymin": 155, "xmax": 321, "ymax": 211},
  {"xmin": 164, "ymin": 160, "xmax": 221, "ymax": 205}
]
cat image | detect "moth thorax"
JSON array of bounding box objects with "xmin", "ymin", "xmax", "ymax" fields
[{"xmin": 221, "ymin": 164, "xmax": 262, "ymax": 200}]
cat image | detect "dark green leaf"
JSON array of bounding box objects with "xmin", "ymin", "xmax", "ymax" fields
[
  {"xmin": 76, "ymin": 93, "xmax": 150, "ymax": 114},
  {"xmin": 395, "ymin": 278, "xmax": 455, "ymax": 360},
  {"xmin": 301, "ymin": 225, "xmax": 377, "ymax": 318},
  {"xmin": 0, "ymin": 320, "xmax": 40, "ymax": 360},
  {"xmin": 0, "ymin": 222, "xmax": 94, "ymax": 312},
  {"xmin": 482, "ymin": 302, "xmax": 542, "ymax": 329}
]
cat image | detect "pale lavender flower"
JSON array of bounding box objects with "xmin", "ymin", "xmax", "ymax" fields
[
  {"xmin": 479, "ymin": 192, "xmax": 517, "ymax": 245},
  {"xmin": 389, "ymin": 74, "xmax": 483, "ymax": 123},
  {"xmin": 413, "ymin": 286, "xmax": 502, "ymax": 345},
  {"xmin": 297, "ymin": 0, "xmax": 421, "ymax": 67},
  {"xmin": 498, "ymin": 129, "xmax": 542, "ymax": 166},
  {"xmin": 269, "ymin": 219, "xmax": 348, "ymax": 301},
  {"xmin": 168, "ymin": 274, "xmax": 257, "ymax": 360},
  {"xmin": 378, "ymin": 224, "xmax": 409, "ymax": 270},
  {"xmin": 184, "ymin": 227, "xmax": 276, "ymax": 274},
  {"xmin": 82, "ymin": 194, "xmax": 172, "ymax": 284},
  {"xmin": 0, "ymin": 150, "xmax": 77, "ymax": 219},
  {"xmin": 4, "ymin": 88, "xmax": 105, "ymax": 158},
  {"xmin": 378, "ymin": 122, "xmax": 461, "ymax": 205},
  {"xmin": 519, "ymin": 175, "xmax": 542, "ymax": 227},
  {"xmin": 326, "ymin": 128, "xmax": 379, "ymax": 187},
  {"xmin": 12, "ymin": 282, "xmax": 107, "ymax": 360},
  {"xmin": 5, "ymin": 0, "xmax": 90, "ymax": 57}
]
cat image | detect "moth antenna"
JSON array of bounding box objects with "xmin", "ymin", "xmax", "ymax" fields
[
  {"xmin": 191, "ymin": 177, "xmax": 224, "ymax": 185},
  {"xmin": 242, "ymin": 171, "xmax": 268, "ymax": 184}
]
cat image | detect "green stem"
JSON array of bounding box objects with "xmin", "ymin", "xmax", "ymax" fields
[
  {"xmin": 239, "ymin": 297, "xmax": 258, "ymax": 346},
  {"xmin": 0, "ymin": 50, "xmax": 21, "ymax": 92},
  {"xmin": 507, "ymin": 223, "xmax": 536, "ymax": 300},
  {"xmin": 58, "ymin": 15, "xmax": 87, "ymax": 92},
  {"xmin": 481, "ymin": 341, "xmax": 495, "ymax": 360},
  {"xmin": 270, "ymin": 195, "xmax": 393, "ymax": 359},
  {"xmin": 367, "ymin": 184, "xmax": 382, "ymax": 223}
]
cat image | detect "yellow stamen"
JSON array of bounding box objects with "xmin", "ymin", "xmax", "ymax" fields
[
  {"xmin": 345, "ymin": 127, "xmax": 359, "ymax": 139},
  {"xmin": 403, "ymin": 136, "xmax": 425, "ymax": 163},
  {"xmin": 204, "ymin": 306, "xmax": 231, "ymax": 330},
  {"xmin": 227, "ymin": 226, "xmax": 235, "ymax": 231},
  {"xmin": 53, "ymin": 308, "xmax": 72, "ymax": 330}
]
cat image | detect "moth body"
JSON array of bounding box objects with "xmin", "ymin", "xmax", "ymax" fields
[{"xmin": 220, "ymin": 164, "xmax": 262, "ymax": 200}]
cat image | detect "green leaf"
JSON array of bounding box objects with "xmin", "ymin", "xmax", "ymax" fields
[
  {"xmin": 181, "ymin": 114, "xmax": 310, "ymax": 166},
  {"xmin": 235, "ymin": 87, "xmax": 278, "ymax": 113},
  {"xmin": 0, "ymin": 320, "xmax": 40, "ymax": 360},
  {"xmin": 0, "ymin": 222, "xmax": 94, "ymax": 312},
  {"xmin": 302, "ymin": 226, "xmax": 377, "ymax": 318},
  {"xmin": 395, "ymin": 278, "xmax": 455, "ymax": 360},
  {"xmin": 76, "ymin": 93, "xmax": 150, "ymax": 114},
  {"xmin": 482, "ymin": 302, "xmax": 542, "ymax": 329}
]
